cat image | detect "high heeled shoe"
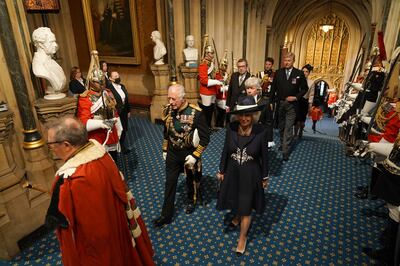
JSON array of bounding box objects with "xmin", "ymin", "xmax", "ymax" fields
[{"xmin": 235, "ymin": 238, "xmax": 247, "ymax": 256}]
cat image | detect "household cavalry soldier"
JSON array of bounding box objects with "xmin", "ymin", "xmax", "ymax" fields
[
  {"xmin": 198, "ymin": 34, "xmax": 223, "ymax": 129},
  {"xmin": 76, "ymin": 50, "xmax": 122, "ymax": 161},
  {"xmin": 153, "ymin": 84, "xmax": 210, "ymax": 228}
]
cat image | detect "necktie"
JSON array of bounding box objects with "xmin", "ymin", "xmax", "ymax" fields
[
  {"xmin": 239, "ymin": 75, "xmax": 244, "ymax": 86},
  {"xmin": 286, "ymin": 69, "xmax": 290, "ymax": 80}
]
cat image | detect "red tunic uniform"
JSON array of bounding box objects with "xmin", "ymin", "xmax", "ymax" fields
[
  {"xmin": 55, "ymin": 140, "xmax": 154, "ymax": 266},
  {"xmin": 76, "ymin": 89, "xmax": 119, "ymax": 146},
  {"xmin": 198, "ymin": 60, "xmax": 218, "ymax": 96},
  {"xmin": 369, "ymin": 108, "xmax": 400, "ymax": 143}
]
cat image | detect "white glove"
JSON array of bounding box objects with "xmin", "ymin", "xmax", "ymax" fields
[
  {"xmin": 162, "ymin": 152, "xmax": 167, "ymax": 160},
  {"xmin": 220, "ymin": 85, "xmax": 229, "ymax": 92},
  {"xmin": 86, "ymin": 119, "xmax": 110, "ymax": 132},
  {"xmin": 361, "ymin": 100, "xmax": 376, "ymax": 115},
  {"xmin": 115, "ymin": 117, "xmax": 123, "ymax": 138},
  {"xmin": 207, "ymin": 79, "xmax": 223, "ymax": 87},
  {"xmin": 361, "ymin": 116, "xmax": 371, "ymax": 124},
  {"xmin": 192, "ymin": 129, "xmax": 200, "ymax": 148},
  {"xmin": 268, "ymin": 141, "xmax": 275, "ymax": 148},
  {"xmin": 184, "ymin": 155, "xmax": 196, "ymax": 168},
  {"xmin": 368, "ymin": 142, "xmax": 393, "ymax": 157},
  {"xmin": 348, "ymin": 93, "xmax": 358, "ymax": 100},
  {"xmin": 349, "ymin": 82, "xmax": 363, "ymax": 91}
]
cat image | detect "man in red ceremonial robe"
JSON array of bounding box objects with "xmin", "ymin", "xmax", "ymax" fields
[{"xmin": 45, "ymin": 116, "xmax": 154, "ymax": 266}]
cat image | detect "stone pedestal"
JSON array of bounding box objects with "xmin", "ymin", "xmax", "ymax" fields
[
  {"xmin": 150, "ymin": 64, "xmax": 170, "ymax": 123},
  {"xmin": 34, "ymin": 96, "xmax": 78, "ymax": 124},
  {"xmin": 179, "ymin": 65, "xmax": 200, "ymax": 105},
  {"xmin": 34, "ymin": 96, "xmax": 78, "ymax": 168},
  {"xmin": 0, "ymin": 111, "xmax": 54, "ymax": 259}
]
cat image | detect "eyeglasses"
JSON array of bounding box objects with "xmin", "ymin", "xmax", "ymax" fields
[{"xmin": 46, "ymin": 141, "xmax": 64, "ymax": 147}]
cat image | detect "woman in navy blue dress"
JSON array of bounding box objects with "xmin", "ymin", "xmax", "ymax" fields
[{"xmin": 217, "ymin": 96, "xmax": 269, "ymax": 255}]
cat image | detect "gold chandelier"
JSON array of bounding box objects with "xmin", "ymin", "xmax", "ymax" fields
[{"xmin": 320, "ymin": 0, "xmax": 334, "ymax": 32}]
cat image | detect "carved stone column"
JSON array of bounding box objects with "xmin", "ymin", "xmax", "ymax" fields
[
  {"xmin": 0, "ymin": 111, "xmax": 54, "ymax": 259},
  {"xmin": 150, "ymin": 64, "xmax": 170, "ymax": 122},
  {"xmin": 179, "ymin": 65, "xmax": 199, "ymax": 104}
]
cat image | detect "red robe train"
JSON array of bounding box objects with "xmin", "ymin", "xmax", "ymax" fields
[{"xmin": 54, "ymin": 140, "xmax": 154, "ymax": 266}]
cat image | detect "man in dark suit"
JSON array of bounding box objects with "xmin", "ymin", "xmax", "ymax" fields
[
  {"xmin": 226, "ymin": 58, "xmax": 251, "ymax": 114},
  {"xmin": 270, "ymin": 52, "xmax": 308, "ymax": 161},
  {"xmin": 108, "ymin": 71, "xmax": 131, "ymax": 153}
]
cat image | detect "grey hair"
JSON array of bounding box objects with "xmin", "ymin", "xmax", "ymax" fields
[
  {"xmin": 169, "ymin": 84, "xmax": 186, "ymax": 99},
  {"xmin": 45, "ymin": 116, "xmax": 88, "ymax": 147},
  {"xmin": 32, "ymin": 27, "xmax": 53, "ymax": 47},
  {"xmin": 244, "ymin": 77, "xmax": 261, "ymax": 92},
  {"xmin": 283, "ymin": 52, "xmax": 295, "ymax": 60}
]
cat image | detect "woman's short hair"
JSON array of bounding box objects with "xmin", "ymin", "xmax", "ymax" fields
[
  {"xmin": 70, "ymin": 66, "xmax": 80, "ymax": 81},
  {"xmin": 244, "ymin": 77, "xmax": 261, "ymax": 91},
  {"xmin": 302, "ymin": 64, "xmax": 314, "ymax": 72}
]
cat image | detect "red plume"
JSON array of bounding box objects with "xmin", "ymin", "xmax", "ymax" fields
[{"xmin": 377, "ymin": 31, "xmax": 387, "ymax": 61}]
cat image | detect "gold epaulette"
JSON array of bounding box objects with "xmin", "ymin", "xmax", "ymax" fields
[
  {"xmin": 189, "ymin": 103, "xmax": 202, "ymax": 112},
  {"xmin": 79, "ymin": 89, "xmax": 89, "ymax": 97},
  {"xmin": 162, "ymin": 104, "xmax": 171, "ymax": 121}
]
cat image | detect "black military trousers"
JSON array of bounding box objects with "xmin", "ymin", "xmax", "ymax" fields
[{"xmin": 161, "ymin": 148, "xmax": 202, "ymax": 219}]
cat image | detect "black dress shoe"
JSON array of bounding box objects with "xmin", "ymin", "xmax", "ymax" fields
[
  {"xmin": 283, "ymin": 153, "xmax": 289, "ymax": 161},
  {"xmin": 153, "ymin": 216, "xmax": 172, "ymax": 228},
  {"xmin": 185, "ymin": 203, "xmax": 195, "ymax": 214},
  {"xmin": 362, "ymin": 247, "xmax": 394, "ymax": 265}
]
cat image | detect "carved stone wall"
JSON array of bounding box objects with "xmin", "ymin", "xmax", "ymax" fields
[
  {"xmin": 0, "ymin": 111, "xmax": 54, "ymax": 259},
  {"xmin": 179, "ymin": 65, "xmax": 200, "ymax": 104},
  {"xmin": 150, "ymin": 64, "xmax": 170, "ymax": 122}
]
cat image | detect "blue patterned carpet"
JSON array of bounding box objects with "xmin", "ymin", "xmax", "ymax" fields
[{"xmin": 1, "ymin": 116, "xmax": 387, "ymax": 265}]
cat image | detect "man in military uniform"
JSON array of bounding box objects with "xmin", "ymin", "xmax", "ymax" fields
[
  {"xmin": 363, "ymin": 133, "xmax": 400, "ymax": 265},
  {"xmin": 153, "ymin": 84, "xmax": 210, "ymax": 228},
  {"xmin": 76, "ymin": 51, "xmax": 122, "ymax": 161},
  {"xmin": 258, "ymin": 57, "xmax": 276, "ymax": 98},
  {"xmin": 198, "ymin": 34, "xmax": 223, "ymax": 129}
]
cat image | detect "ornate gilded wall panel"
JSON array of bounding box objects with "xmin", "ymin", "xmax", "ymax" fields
[{"xmin": 305, "ymin": 14, "xmax": 349, "ymax": 92}]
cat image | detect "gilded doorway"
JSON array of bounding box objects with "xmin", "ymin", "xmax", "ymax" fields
[{"xmin": 305, "ymin": 14, "xmax": 349, "ymax": 94}]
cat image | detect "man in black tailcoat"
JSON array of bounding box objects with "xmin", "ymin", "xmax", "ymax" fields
[
  {"xmin": 270, "ymin": 52, "xmax": 308, "ymax": 161},
  {"xmin": 226, "ymin": 58, "xmax": 251, "ymax": 115}
]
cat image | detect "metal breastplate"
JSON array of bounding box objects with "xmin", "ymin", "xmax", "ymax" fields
[{"xmin": 89, "ymin": 91, "xmax": 116, "ymax": 120}]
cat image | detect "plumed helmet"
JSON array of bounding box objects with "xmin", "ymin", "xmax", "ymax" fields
[
  {"xmin": 86, "ymin": 50, "xmax": 104, "ymax": 88},
  {"xmin": 220, "ymin": 49, "xmax": 228, "ymax": 66},
  {"xmin": 202, "ymin": 34, "xmax": 215, "ymax": 59}
]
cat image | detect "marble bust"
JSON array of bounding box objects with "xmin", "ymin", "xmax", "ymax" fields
[
  {"xmin": 151, "ymin": 31, "xmax": 167, "ymax": 65},
  {"xmin": 32, "ymin": 27, "xmax": 66, "ymax": 100},
  {"xmin": 183, "ymin": 35, "xmax": 198, "ymax": 67}
]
